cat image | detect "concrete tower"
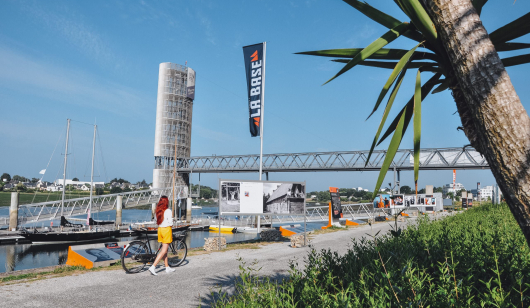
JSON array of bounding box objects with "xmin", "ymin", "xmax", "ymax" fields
[{"xmin": 153, "ymin": 62, "xmax": 196, "ymax": 195}]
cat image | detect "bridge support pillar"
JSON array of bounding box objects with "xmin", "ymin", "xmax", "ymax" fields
[
  {"xmin": 116, "ymin": 195, "xmax": 123, "ymax": 227},
  {"xmin": 186, "ymin": 198, "xmax": 192, "ymax": 223},
  {"xmin": 9, "ymin": 192, "xmax": 19, "ymax": 231}
]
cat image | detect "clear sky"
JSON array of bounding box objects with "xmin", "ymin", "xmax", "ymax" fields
[{"xmin": 1, "ymin": 0, "xmax": 529, "ymax": 192}]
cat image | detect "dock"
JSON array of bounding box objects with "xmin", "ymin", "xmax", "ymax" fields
[{"xmin": 0, "ymin": 231, "xmax": 30, "ymax": 245}]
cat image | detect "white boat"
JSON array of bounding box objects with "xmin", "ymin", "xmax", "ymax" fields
[{"xmin": 191, "ymin": 205, "xmax": 202, "ymax": 209}]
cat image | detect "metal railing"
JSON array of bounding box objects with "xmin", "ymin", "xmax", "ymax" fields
[
  {"xmin": 16, "ymin": 187, "xmax": 185, "ymax": 223},
  {"xmin": 193, "ymin": 203, "xmax": 402, "ymax": 227}
]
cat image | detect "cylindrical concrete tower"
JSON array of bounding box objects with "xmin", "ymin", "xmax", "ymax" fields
[{"xmin": 153, "ymin": 62, "xmax": 195, "ymax": 195}]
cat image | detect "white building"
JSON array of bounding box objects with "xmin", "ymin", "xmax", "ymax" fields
[
  {"xmin": 55, "ymin": 179, "xmax": 104, "ymax": 186},
  {"xmin": 153, "ymin": 63, "xmax": 195, "ymax": 195},
  {"xmin": 442, "ymin": 183, "xmax": 465, "ymax": 195},
  {"xmin": 479, "ymin": 186, "xmax": 494, "ymax": 200}
]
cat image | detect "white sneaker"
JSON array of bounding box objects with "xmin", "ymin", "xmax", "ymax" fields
[
  {"xmin": 148, "ymin": 266, "xmax": 157, "ymax": 276},
  {"xmin": 166, "ymin": 267, "xmax": 176, "ymax": 273}
]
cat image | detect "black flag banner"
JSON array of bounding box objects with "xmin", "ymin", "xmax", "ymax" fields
[{"xmin": 243, "ymin": 43, "xmax": 264, "ymax": 137}]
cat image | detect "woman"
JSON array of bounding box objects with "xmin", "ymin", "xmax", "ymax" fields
[{"xmin": 148, "ymin": 196, "xmax": 176, "ymax": 275}]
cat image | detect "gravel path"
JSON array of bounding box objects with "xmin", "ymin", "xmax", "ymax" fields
[{"xmin": 0, "ymin": 219, "xmax": 417, "ymax": 307}]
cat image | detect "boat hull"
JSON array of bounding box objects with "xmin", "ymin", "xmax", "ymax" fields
[
  {"xmin": 134, "ymin": 225, "xmax": 190, "ymax": 237},
  {"xmin": 21, "ymin": 230, "xmax": 120, "ymax": 244},
  {"xmin": 209, "ymin": 226, "xmax": 237, "ymax": 233}
]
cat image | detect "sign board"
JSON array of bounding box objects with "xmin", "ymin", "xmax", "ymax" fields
[
  {"xmin": 329, "ymin": 187, "xmax": 342, "ymax": 219},
  {"xmin": 462, "ymin": 197, "xmax": 468, "ymax": 208},
  {"xmin": 219, "ymin": 179, "xmax": 306, "ymax": 215}
]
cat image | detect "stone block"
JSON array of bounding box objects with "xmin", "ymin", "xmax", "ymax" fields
[
  {"xmin": 204, "ymin": 237, "xmax": 226, "ymax": 251},
  {"xmin": 291, "ymin": 233, "xmax": 307, "ymax": 248},
  {"xmin": 260, "ymin": 229, "xmax": 282, "ymax": 241}
]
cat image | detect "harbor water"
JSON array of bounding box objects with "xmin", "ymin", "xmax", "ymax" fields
[{"xmin": 0, "ymin": 207, "xmax": 325, "ymax": 273}]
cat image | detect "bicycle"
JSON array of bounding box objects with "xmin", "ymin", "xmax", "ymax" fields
[{"xmin": 121, "ymin": 227, "xmax": 188, "ymax": 274}]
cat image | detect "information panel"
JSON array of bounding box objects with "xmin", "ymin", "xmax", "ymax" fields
[
  {"xmin": 329, "ymin": 187, "xmax": 342, "ymax": 219},
  {"xmin": 219, "ymin": 179, "xmax": 306, "ymax": 215}
]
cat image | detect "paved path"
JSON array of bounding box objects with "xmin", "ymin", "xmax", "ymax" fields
[{"xmin": 0, "ymin": 218, "xmax": 420, "ymax": 307}]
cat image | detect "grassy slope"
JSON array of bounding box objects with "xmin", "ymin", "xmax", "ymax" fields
[
  {"xmin": 215, "ymin": 203, "xmax": 530, "ymax": 307},
  {"xmin": 0, "ymin": 192, "xmax": 94, "ymax": 207}
]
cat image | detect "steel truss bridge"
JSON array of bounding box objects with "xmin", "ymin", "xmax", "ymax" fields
[
  {"xmin": 177, "ymin": 147, "xmax": 488, "ymax": 173},
  {"xmin": 9, "ymin": 187, "xmax": 185, "ymax": 224},
  {"xmin": 1, "ymin": 147, "xmax": 486, "ymax": 226}
]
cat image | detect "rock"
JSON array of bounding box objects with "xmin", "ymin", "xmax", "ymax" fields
[
  {"xmin": 204, "ymin": 237, "xmax": 226, "ymax": 251},
  {"xmin": 291, "ymin": 233, "xmax": 307, "ymax": 248},
  {"xmin": 260, "ymin": 229, "xmax": 282, "ymax": 241}
]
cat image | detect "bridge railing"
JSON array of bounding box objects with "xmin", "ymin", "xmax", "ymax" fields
[{"xmin": 16, "ymin": 187, "xmax": 185, "ymax": 223}]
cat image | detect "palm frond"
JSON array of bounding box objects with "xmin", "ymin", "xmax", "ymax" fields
[
  {"xmin": 342, "ymin": 0, "xmax": 424, "ymax": 42},
  {"xmin": 323, "ymin": 23, "xmax": 411, "ymax": 85},
  {"xmin": 489, "ymin": 12, "xmax": 530, "ymax": 45}
]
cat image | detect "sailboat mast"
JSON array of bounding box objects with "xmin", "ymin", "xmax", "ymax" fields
[
  {"xmin": 60, "ymin": 119, "xmax": 71, "ymax": 217},
  {"xmin": 89, "ymin": 124, "xmax": 96, "ymax": 223}
]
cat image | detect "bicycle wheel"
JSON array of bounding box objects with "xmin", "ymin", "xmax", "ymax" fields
[
  {"xmin": 121, "ymin": 241, "xmax": 149, "ymax": 274},
  {"xmin": 167, "ymin": 239, "xmax": 187, "ymax": 267}
]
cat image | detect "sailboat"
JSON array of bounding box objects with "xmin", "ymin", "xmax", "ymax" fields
[{"xmin": 21, "ymin": 119, "xmax": 119, "ymax": 244}]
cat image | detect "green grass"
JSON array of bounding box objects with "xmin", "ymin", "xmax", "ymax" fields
[
  {"xmin": 0, "ymin": 262, "xmax": 123, "ymax": 284},
  {"xmin": 213, "ymin": 203, "xmax": 530, "ymax": 307},
  {"xmin": 0, "ymin": 191, "xmax": 95, "ymax": 207}
]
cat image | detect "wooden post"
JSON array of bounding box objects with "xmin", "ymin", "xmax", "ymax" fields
[
  {"xmin": 9, "ymin": 192, "xmax": 19, "ymax": 231},
  {"xmin": 186, "ymin": 197, "xmax": 192, "ymax": 223}
]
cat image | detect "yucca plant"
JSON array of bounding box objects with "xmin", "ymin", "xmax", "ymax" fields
[{"xmin": 298, "ymin": 0, "xmax": 530, "ymax": 245}]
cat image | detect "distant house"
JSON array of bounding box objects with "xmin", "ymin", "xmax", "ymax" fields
[
  {"xmin": 46, "ymin": 184, "xmax": 62, "ymax": 192},
  {"xmin": 3, "ymin": 183, "xmax": 14, "ymax": 190},
  {"xmin": 23, "ymin": 182, "xmax": 37, "ymax": 189},
  {"xmin": 265, "ymin": 183, "xmax": 305, "ymax": 214}
]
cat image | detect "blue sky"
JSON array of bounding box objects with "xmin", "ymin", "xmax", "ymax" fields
[{"xmin": 1, "ymin": 0, "xmax": 529, "ymax": 192}]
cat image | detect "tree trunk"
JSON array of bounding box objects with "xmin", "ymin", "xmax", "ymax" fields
[{"xmin": 422, "ymin": 0, "xmax": 530, "ymax": 244}]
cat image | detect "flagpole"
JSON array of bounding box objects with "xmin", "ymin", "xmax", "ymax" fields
[{"xmin": 257, "ymin": 41, "xmax": 266, "ymax": 234}]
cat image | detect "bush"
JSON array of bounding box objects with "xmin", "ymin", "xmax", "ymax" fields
[
  {"xmin": 110, "ymin": 187, "xmax": 122, "ymax": 194},
  {"xmin": 215, "ymin": 203, "xmax": 530, "ymax": 307}
]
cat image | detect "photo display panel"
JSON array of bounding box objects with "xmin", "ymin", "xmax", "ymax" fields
[
  {"xmin": 219, "ymin": 179, "xmax": 306, "ymax": 215},
  {"xmin": 329, "ymin": 187, "xmax": 342, "ymax": 219}
]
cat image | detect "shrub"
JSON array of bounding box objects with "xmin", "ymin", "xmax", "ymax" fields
[{"xmin": 215, "ymin": 203, "xmax": 530, "ymax": 307}]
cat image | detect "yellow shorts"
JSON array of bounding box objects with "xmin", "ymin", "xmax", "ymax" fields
[{"xmin": 157, "ymin": 226, "xmax": 173, "ymax": 244}]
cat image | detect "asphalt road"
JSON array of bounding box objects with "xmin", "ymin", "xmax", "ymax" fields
[{"xmin": 0, "ymin": 218, "xmax": 423, "ymax": 308}]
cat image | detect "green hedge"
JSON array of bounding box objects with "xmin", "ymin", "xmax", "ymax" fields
[{"xmin": 213, "ymin": 203, "xmax": 530, "ymax": 307}]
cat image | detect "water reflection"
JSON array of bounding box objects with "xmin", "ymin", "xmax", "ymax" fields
[{"xmin": 1, "ymin": 207, "xmax": 323, "ymax": 273}]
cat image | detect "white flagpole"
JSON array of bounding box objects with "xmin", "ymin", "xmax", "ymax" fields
[{"xmin": 257, "ymin": 42, "xmax": 266, "ymax": 234}]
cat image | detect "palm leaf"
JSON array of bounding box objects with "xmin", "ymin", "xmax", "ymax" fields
[
  {"xmin": 489, "ymin": 12, "xmax": 530, "ymax": 45},
  {"xmin": 502, "ymin": 54, "xmax": 530, "ymax": 67},
  {"xmin": 367, "ymin": 43, "xmax": 422, "ymax": 120},
  {"xmin": 323, "ymin": 23, "xmax": 411, "ymax": 84},
  {"xmin": 332, "ymin": 59, "xmax": 438, "ymax": 69},
  {"xmin": 342, "ymin": 0, "xmax": 424, "ymax": 42},
  {"xmin": 432, "ymin": 79, "xmax": 451, "ymax": 94},
  {"xmin": 471, "ymin": 0, "xmax": 488, "ymax": 15},
  {"xmin": 365, "ymin": 67, "xmax": 408, "ymax": 167},
  {"xmin": 494, "ymin": 42, "xmax": 530, "ymax": 52},
  {"xmin": 377, "ymin": 73, "xmax": 442, "ymax": 145},
  {"xmin": 372, "ymin": 107, "xmax": 409, "ymax": 199},
  {"xmin": 297, "ymin": 48, "xmax": 440, "ymax": 61},
  {"xmin": 413, "ymin": 70, "xmax": 422, "ymax": 186},
  {"xmin": 394, "ymin": 0, "xmax": 437, "ymax": 44}
]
